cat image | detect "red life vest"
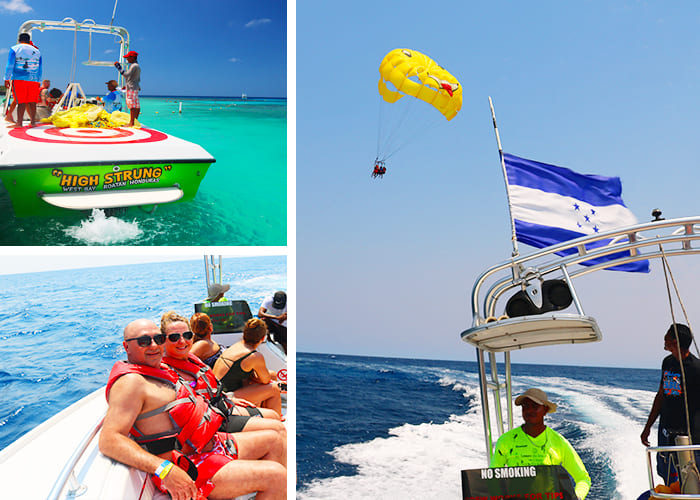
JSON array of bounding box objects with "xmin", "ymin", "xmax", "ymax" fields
[
  {"xmin": 105, "ymin": 361, "xmax": 224, "ymax": 454},
  {"xmin": 162, "ymin": 354, "xmax": 219, "ymax": 399}
]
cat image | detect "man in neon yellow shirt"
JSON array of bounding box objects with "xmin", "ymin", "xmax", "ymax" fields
[{"xmin": 490, "ymin": 388, "xmax": 591, "ymax": 499}]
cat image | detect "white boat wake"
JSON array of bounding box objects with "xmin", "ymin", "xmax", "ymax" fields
[{"xmin": 64, "ymin": 209, "xmax": 142, "ymax": 244}]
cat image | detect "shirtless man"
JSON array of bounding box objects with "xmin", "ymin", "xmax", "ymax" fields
[{"xmin": 99, "ymin": 319, "xmax": 286, "ymax": 500}]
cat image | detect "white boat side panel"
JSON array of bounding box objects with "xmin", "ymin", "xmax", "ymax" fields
[
  {"xmin": 0, "ymin": 388, "xmax": 106, "ymax": 498},
  {"xmin": 42, "ymin": 187, "xmax": 184, "ymax": 209},
  {"xmin": 0, "ymin": 386, "xmax": 170, "ymax": 499},
  {"xmin": 0, "ymin": 123, "xmax": 214, "ymax": 168}
]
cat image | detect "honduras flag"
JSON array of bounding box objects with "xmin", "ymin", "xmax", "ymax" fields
[{"xmin": 504, "ymin": 153, "xmax": 649, "ymax": 273}]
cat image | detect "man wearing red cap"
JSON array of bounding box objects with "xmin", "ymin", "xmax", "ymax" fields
[{"xmin": 114, "ymin": 50, "xmax": 140, "ymax": 127}]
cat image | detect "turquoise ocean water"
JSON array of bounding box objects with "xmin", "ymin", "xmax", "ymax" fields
[
  {"xmin": 0, "ymin": 256, "xmax": 286, "ymax": 452},
  {"xmin": 0, "ymin": 96, "xmax": 287, "ymax": 246}
]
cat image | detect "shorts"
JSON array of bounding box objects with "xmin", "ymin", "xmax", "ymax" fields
[
  {"xmin": 152, "ymin": 432, "xmax": 238, "ymax": 498},
  {"xmin": 224, "ymin": 406, "xmax": 263, "ymax": 433},
  {"xmin": 12, "ymin": 80, "xmax": 40, "ymax": 104},
  {"xmin": 125, "ymin": 89, "xmax": 139, "ymax": 109}
]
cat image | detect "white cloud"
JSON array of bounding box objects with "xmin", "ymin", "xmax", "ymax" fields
[
  {"xmin": 0, "ymin": 48, "xmax": 8, "ymax": 55},
  {"xmin": 0, "ymin": 0, "xmax": 32, "ymax": 13},
  {"xmin": 245, "ymin": 18, "xmax": 271, "ymax": 28},
  {"xmin": 228, "ymin": 57, "xmax": 240, "ymax": 63},
  {"xmin": 104, "ymin": 49, "xmax": 115, "ymax": 54}
]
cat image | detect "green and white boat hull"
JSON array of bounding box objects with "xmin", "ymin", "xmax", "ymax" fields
[{"xmin": 0, "ymin": 123, "xmax": 215, "ymax": 217}]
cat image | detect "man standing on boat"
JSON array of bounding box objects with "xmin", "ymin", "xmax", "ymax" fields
[
  {"xmin": 4, "ymin": 32, "xmax": 41, "ymax": 128},
  {"xmin": 641, "ymin": 323, "xmax": 700, "ymax": 485},
  {"xmin": 99, "ymin": 318, "xmax": 286, "ymax": 500},
  {"xmin": 114, "ymin": 50, "xmax": 140, "ymax": 127},
  {"xmin": 490, "ymin": 388, "xmax": 591, "ymax": 499}
]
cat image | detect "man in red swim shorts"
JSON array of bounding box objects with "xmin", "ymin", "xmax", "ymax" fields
[{"xmin": 3, "ymin": 32, "xmax": 42, "ymax": 127}]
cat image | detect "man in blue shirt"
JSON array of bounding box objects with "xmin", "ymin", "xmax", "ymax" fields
[{"xmin": 4, "ymin": 33, "xmax": 42, "ymax": 127}]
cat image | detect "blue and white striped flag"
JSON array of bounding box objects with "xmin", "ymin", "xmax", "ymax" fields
[{"xmin": 504, "ymin": 153, "xmax": 649, "ymax": 272}]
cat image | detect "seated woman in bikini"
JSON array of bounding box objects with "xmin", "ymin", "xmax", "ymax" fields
[
  {"xmin": 212, "ymin": 318, "xmax": 282, "ymax": 417},
  {"xmin": 189, "ymin": 312, "xmax": 222, "ymax": 368},
  {"xmin": 160, "ymin": 311, "xmax": 284, "ymax": 434}
]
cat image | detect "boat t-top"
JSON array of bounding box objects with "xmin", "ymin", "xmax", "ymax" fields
[
  {"xmin": 0, "ymin": 18, "xmax": 215, "ymax": 217},
  {"xmin": 459, "ymin": 99, "xmax": 700, "ymax": 498},
  {"xmin": 460, "ymin": 214, "xmax": 700, "ymax": 498}
]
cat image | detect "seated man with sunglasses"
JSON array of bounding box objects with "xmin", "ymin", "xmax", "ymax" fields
[{"xmin": 99, "ymin": 318, "xmax": 286, "ymax": 500}]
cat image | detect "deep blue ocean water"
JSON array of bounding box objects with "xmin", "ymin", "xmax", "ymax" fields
[
  {"xmin": 297, "ymin": 352, "xmax": 660, "ymax": 499},
  {"xmin": 0, "ymin": 256, "xmax": 286, "ymax": 452}
]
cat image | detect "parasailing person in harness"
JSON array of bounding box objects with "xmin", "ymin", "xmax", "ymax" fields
[
  {"xmin": 641, "ymin": 323, "xmax": 700, "ymax": 487},
  {"xmin": 371, "ymin": 160, "xmax": 386, "ymax": 179}
]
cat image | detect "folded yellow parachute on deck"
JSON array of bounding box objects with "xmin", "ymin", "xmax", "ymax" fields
[
  {"xmin": 41, "ymin": 104, "xmax": 141, "ymax": 128},
  {"xmin": 378, "ymin": 48, "xmax": 461, "ymax": 121}
]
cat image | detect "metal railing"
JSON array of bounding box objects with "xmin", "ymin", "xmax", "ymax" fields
[
  {"xmin": 46, "ymin": 416, "xmax": 104, "ymax": 500},
  {"xmin": 645, "ymin": 443, "xmax": 700, "ymax": 499},
  {"xmin": 470, "ymin": 216, "xmax": 700, "ymax": 325},
  {"xmin": 463, "ymin": 215, "xmax": 700, "ymax": 461}
]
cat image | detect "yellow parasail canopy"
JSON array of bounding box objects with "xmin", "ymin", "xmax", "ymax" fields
[{"xmin": 378, "ymin": 48, "xmax": 462, "ymax": 121}]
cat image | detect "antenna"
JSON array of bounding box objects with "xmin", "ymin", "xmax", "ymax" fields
[{"xmin": 110, "ymin": 0, "xmax": 119, "ymax": 26}]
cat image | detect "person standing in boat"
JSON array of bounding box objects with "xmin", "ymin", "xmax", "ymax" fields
[
  {"xmin": 100, "ymin": 318, "xmax": 286, "ymax": 500},
  {"xmin": 4, "ymin": 32, "xmax": 42, "ymax": 127},
  {"xmin": 113, "ymin": 50, "xmax": 140, "ymax": 127},
  {"xmin": 258, "ymin": 291, "xmax": 287, "ymax": 353},
  {"xmin": 490, "ymin": 388, "xmax": 591, "ymax": 500},
  {"xmin": 641, "ymin": 323, "xmax": 700, "ymax": 485}
]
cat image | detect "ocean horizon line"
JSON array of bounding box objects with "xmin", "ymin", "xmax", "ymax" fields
[{"xmin": 298, "ymin": 350, "xmax": 658, "ymax": 371}]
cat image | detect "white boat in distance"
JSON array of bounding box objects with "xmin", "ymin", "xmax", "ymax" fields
[{"xmin": 0, "ymin": 18, "xmax": 215, "ymax": 217}]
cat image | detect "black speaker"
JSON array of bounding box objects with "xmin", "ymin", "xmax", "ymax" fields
[{"xmin": 505, "ymin": 279, "xmax": 574, "ymax": 318}]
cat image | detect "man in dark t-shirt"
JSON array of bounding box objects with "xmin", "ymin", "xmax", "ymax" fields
[{"xmin": 641, "ymin": 323, "xmax": 700, "ymax": 485}]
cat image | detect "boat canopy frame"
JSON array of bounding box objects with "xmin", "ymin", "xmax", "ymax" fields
[
  {"xmin": 461, "ymin": 216, "xmax": 700, "ymax": 467},
  {"xmin": 11, "ymin": 18, "xmax": 130, "ymax": 109}
]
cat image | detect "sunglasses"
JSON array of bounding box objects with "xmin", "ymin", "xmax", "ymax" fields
[
  {"xmin": 167, "ymin": 331, "xmax": 194, "ymax": 342},
  {"xmin": 126, "ymin": 334, "xmax": 166, "ymax": 347}
]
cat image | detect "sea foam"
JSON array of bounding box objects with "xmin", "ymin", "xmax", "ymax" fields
[{"xmin": 64, "ymin": 209, "xmax": 142, "ymax": 244}]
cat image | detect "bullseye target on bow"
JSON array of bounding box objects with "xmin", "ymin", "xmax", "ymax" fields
[{"xmin": 9, "ymin": 125, "xmax": 168, "ymax": 145}]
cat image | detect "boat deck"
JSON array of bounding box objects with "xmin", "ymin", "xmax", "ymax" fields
[{"xmin": 0, "ymin": 121, "xmax": 214, "ymax": 169}]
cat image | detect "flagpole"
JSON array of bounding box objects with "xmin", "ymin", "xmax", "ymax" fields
[{"xmin": 489, "ymin": 96, "xmax": 519, "ymax": 258}]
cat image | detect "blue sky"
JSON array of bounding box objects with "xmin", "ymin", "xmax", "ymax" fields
[
  {"xmin": 0, "ymin": 0, "xmax": 286, "ymax": 97},
  {"xmin": 297, "ymin": 1, "xmax": 700, "ymax": 368}
]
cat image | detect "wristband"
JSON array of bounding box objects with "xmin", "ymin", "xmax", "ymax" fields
[{"xmin": 155, "ymin": 460, "xmax": 174, "ymax": 479}]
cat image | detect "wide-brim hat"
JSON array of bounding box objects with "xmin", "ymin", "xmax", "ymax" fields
[
  {"xmin": 123, "ymin": 50, "xmax": 138, "ymax": 58},
  {"xmin": 273, "ymin": 291, "xmax": 286, "ymax": 308},
  {"xmin": 207, "ymin": 283, "xmax": 230, "ymax": 301},
  {"xmin": 514, "ymin": 388, "xmax": 557, "ymax": 414}
]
